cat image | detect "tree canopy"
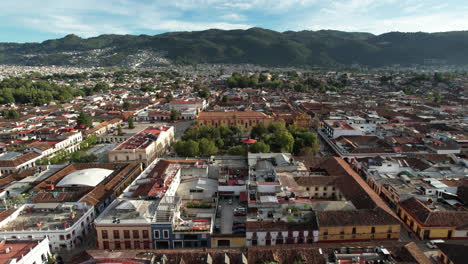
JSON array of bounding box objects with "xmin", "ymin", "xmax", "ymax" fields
[{"xmin": 77, "ymin": 112, "xmax": 92, "ymax": 127}]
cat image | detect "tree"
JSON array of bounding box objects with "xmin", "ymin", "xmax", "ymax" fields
[
  {"xmin": 227, "ymin": 145, "xmax": 247, "ymax": 155},
  {"xmin": 275, "ymin": 131, "xmax": 294, "ymax": 152},
  {"xmin": 128, "ymin": 116, "xmax": 135, "ymax": 129},
  {"xmin": 250, "ymin": 141, "xmax": 270, "ymax": 153},
  {"xmin": 117, "ymin": 124, "xmax": 123, "ymax": 135},
  {"xmin": 170, "ymin": 110, "xmax": 180, "ymax": 121},
  {"xmin": 433, "ymin": 91, "xmax": 442, "ymax": 104},
  {"xmin": 94, "ymin": 82, "xmax": 110, "ymax": 92},
  {"xmin": 2, "ymin": 109, "xmax": 20, "ymax": 119},
  {"xmin": 199, "ymin": 138, "xmax": 218, "ymax": 156},
  {"xmin": 174, "ymin": 140, "xmax": 199, "ymax": 157},
  {"xmin": 198, "ymin": 88, "xmax": 210, "ymax": 98},
  {"xmin": 165, "ymin": 93, "xmax": 174, "ymax": 102},
  {"xmin": 77, "ymin": 112, "xmax": 92, "ymax": 127},
  {"xmin": 71, "ymin": 151, "xmax": 97, "ymax": 163},
  {"xmin": 268, "ymin": 122, "xmax": 286, "ymax": 134},
  {"xmin": 47, "ymin": 253, "xmax": 56, "ymax": 264},
  {"xmin": 122, "ymin": 101, "xmax": 130, "ymax": 111},
  {"xmin": 251, "ymin": 123, "xmax": 268, "ymax": 139}
]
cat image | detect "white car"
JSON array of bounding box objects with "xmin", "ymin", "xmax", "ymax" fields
[
  {"xmin": 426, "ymin": 239, "xmax": 444, "ymax": 249},
  {"xmin": 234, "ymin": 207, "xmax": 246, "ymax": 212}
]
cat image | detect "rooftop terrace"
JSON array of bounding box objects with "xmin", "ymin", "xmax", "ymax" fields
[
  {"xmin": 0, "ymin": 203, "xmax": 90, "ymax": 232},
  {"xmin": 114, "ymin": 126, "xmax": 170, "ymax": 151}
]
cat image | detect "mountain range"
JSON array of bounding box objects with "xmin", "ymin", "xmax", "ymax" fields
[{"xmin": 0, "ymin": 28, "xmax": 467, "ymax": 67}]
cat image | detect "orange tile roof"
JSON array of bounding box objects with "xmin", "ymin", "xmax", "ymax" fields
[{"xmin": 197, "ymin": 111, "xmax": 272, "ymax": 120}]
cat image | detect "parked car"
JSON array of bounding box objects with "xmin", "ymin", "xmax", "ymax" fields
[
  {"xmin": 426, "ymin": 240, "xmax": 444, "ymax": 249},
  {"xmin": 232, "ymin": 229, "xmax": 245, "ymax": 234},
  {"xmin": 234, "ymin": 207, "xmax": 246, "ymax": 212},
  {"xmin": 233, "ymin": 224, "xmax": 245, "ymax": 229},
  {"xmin": 234, "ymin": 211, "xmax": 246, "ymax": 216}
]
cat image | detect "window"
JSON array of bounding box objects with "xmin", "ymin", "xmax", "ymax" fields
[
  {"xmin": 59, "ymin": 235, "xmax": 65, "ymax": 240},
  {"xmin": 251, "ymin": 239, "xmax": 257, "ymax": 246},
  {"xmin": 115, "ymin": 241, "xmax": 121, "ymax": 249},
  {"xmin": 387, "ymin": 227, "xmax": 392, "ymax": 233},
  {"xmin": 125, "ymin": 241, "xmax": 131, "ymax": 248},
  {"xmin": 163, "ymin": 230, "xmax": 169, "ymax": 239},
  {"xmin": 124, "ymin": 230, "xmax": 130, "ymax": 239},
  {"xmin": 371, "ymin": 227, "xmax": 376, "ymax": 234},
  {"xmin": 113, "ymin": 230, "xmax": 120, "ymax": 239},
  {"xmin": 101, "ymin": 230, "xmax": 109, "ymax": 239},
  {"xmin": 66, "ymin": 234, "xmax": 71, "ymax": 239},
  {"xmin": 114, "ymin": 156, "xmax": 118, "ymax": 161},
  {"xmin": 143, "ymin": 230, "xmax": 149, "ymax": 238},
  {"xmin": 315, "ymin": 187, "xmax": 319, "ymax": 191},
  {"xmin": 154, "ymin": 230, "xmax": 160, "ymax": 239},
  {"xmin": 352, "ymin": 227, "xmax": 356, "ymax": 234},
  {"xmin": 323, "ymin": 229, "xmax": 328, "ymax": 236},
  {"xmin": 103, "ymin": 241, "xmax": 109, "ymax": 249},
  {"xmin": 134, "ymin": 241, "xmax": 140, "ymax": 249},
  {"xmin": 133, "ymin": 230, "xmax": 139, "ymax": 239},
  {"xmin": 201, "ymin": 240, "xmax": 208, "ymax": 247}
]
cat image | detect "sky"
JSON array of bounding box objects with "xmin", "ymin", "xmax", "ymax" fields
[{"xmin": 1, "ymin": 0, "xmax": 467, "ymax": 43}]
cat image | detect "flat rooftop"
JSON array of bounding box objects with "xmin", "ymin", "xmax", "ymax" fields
[
  {"xmin": 95, "ymin": 199, "xmax": 159, "ymax": 225},
  {"xmin": 0, "ymin": 152, "xmax": 21, "ymax": 160},
  {"xmin": 114, "ymin": 126, "xmax": 171, "ymax": 151},
  {"xmin": 0, "ymin": 203, "xmax": 89, "ymax": 232},
  {"xmin": 324, "ymin": 120, "xmax": 355, "ymax": 130}
]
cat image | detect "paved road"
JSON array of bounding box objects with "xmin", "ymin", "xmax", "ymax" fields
[
  {"xmin": 314, "ymin": 128, "xmax": 335, "ymax": 157},
  {"xmin": 86, "ymin": 143, "xmax": 119, "ymax": 163},
  {"xmin": 172, "ymin": 120, "xmax": 194, "ymax": 139},
  {"xmin": 220, "ymin": 201, "xmax": 234, "ymax": 234}
]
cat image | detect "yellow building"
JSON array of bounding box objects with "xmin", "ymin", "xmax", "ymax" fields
[
  {"xmin": 295, "ymin": 176, "xmax": 343, "ymax": 199},
  {"xmin": 211, "ymin": 235, "xmax": 246, "ymax": 248},
  {"xmin": 316, "ymin": 209, "xmax": 401, "ymax": 242},
  {"xmin": 94, "ymin": 199, "xmax": 154, "ymax": 250},
  {"xmin": 397, "ymin": 197, "xmax": 468, "ymax": 240},
  {"xmin": 197, "ymin": 111, "xmax": 275, "ymax": 131}
]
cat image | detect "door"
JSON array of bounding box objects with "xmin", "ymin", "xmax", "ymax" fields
[
  {"xmin": 217, "ymin": 240, "xmax": 230, "ymax": 247},
  {"xmin": 423, "ymin": 230, "xmax": 430, "ymax": 240},
  {"xmin": 447, "ymin": 230, "xmax": 452, "ymax": 239}
]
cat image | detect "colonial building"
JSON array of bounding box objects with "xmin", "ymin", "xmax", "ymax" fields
[
  {"xmin": 397, "ymin": 197, "xmax": 468, "ymax": 240},
  {"xmin": 94, "ymin": 199, "xmax": 154, "ymax": 250},
  {"xmin": 0, "ymin": 202, "xmax": 94, "ymax": 252},
  {"xmin": 109, "ymin": 126, "xmax": 175, "ymax": 166},
  {"xmin": 0, "ymin": 237, "xmax": 51, "ymax": 264},
  {"xmin": 197, "ymin": 111, "xmax": 275, "ymax": 131}
]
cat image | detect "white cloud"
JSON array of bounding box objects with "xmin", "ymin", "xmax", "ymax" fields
[
  {"xmin": 222, "ymin": 13, "xmax": 246, "ymax": 21},
  {"xmin": 23, "ymin": 15, "xmax": 130, "ymax": 37},
  {"xmin": 144, "ymin": 20, "xmax": 251, "ymax": 32},
  {"xmin": 292, "ymin": 0, "xmax": 468, "ymax": 34},
  {"xmin": 374, "ymin": 12, "xmax": 468, "ymax": 33},
  {"xmin": 0, "ymin": 0, "xmax": 466, "ymax": 41}
]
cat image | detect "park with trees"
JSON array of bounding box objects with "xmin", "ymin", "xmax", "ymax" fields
[{"xmin": 173, "ymin": 122, "xmax": 319, "ymax": 157}]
